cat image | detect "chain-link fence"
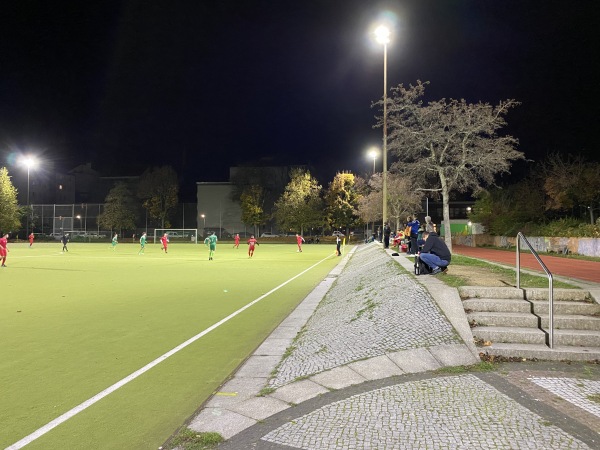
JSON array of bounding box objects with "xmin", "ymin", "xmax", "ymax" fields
[{"xmin": 28, "ymin": 203, "xmax": 201, "ymax": 239}]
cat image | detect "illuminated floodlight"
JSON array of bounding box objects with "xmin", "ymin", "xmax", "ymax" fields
[{"xmin": 374, "ymin": 25, "xmax": 390, "ymax": 45}]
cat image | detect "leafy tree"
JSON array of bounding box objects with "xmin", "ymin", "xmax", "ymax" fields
[
  {"xmin": 98, "ymin": 182, "xmax": 138, "ymax": 234},
  {"xmin": 324, "ymin": 172, "xmax": 361, "ymax": 233},
  {"xmin": 470, "ymin": 177, "xmax": 547, "ymax": 236},
  {"xmin": 273, "ymin": 169, "xmax": 323, "ymax": 234},
  {"xmin": 0, "ymin": 167, "xmax": 21, "ymax": 233},
  {"xmin": 240, "ymin": 185, "xmax": 268, "ymax": 234},
  {"xmin": 137, "ymin": 166, "xmax": 179, "ymax": 228},
  {"xmin": 541, "ymin": 153, "xmax": 600, "ymax": 224},
  {"xmin": 381, "ymin": 81, "xmax": 523, "ymax": 249}
]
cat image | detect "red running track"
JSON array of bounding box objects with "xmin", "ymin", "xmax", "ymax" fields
[{"xmin": 453, "ymin": 245, "xmax": 600, "ymax": 284}]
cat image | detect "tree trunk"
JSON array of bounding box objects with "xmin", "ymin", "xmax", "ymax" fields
[{"xmin": 439, "ymin": 171, "xmax": 453, "ymax": 252}]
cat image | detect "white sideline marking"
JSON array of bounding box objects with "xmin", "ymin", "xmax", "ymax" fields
[{"xmin": 6, "ymin": 254, "xmax": 333, "ymax": 449}]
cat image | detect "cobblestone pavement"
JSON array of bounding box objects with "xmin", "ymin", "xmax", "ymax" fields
[
  {"xmin": 184, "ymin": 244, "xmax": 600, "ymax": 450},
  {"xmin": 269, "ymin": 245, "xmax": 461, "ymax": 388},
  {"xmin": 262, "ymin": 374, "xmax": 593, "ymax": 450}
]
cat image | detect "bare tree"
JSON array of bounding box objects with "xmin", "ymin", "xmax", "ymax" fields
[{"xmin": 380, "ymin": 81, "xmax": 523, "ymax": 249}]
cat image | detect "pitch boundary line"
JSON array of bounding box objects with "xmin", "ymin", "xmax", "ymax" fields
[{"xmin": 6, "ymin": 254, "xmax": 335, "ymax": 450}]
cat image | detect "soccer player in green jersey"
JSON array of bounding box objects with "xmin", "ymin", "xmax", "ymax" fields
[
  {"xmin": 111, "ymin": 233, "xmax": 118, "ymax": 250},
  {"xmin": 138, "ymin": 232, "xmax": 147, "ymax": 255},
  {"xmin": 204, "ymin": 232, "xmax": 218, "ymax": 260}
]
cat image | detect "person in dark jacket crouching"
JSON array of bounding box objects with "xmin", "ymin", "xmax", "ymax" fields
[{"xmin": 418, "ymin": 231, "xmax": 451, "ymax": 274}]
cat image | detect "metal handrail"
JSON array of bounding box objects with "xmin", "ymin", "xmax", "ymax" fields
[{"xmin": 516, "ymin": 232, "xmax": 554, "ymax": 348}]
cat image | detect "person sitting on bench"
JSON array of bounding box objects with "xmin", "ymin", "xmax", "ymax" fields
[{"xmin": 418, "ymin": 231, "xmax": 451, "ymax": 275}]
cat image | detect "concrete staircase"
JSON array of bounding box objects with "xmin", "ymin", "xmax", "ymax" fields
[{"xmin": 459, "ymin": 286, "xmax": 600, "ymax": 361}]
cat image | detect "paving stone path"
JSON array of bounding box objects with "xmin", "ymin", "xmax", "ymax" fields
[{"xmin": 269, "ymin": 245, "xmax": 461, "ymax": 388}]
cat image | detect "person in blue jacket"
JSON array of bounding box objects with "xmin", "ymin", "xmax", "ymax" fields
[{"xmin": 406, "ymin": 215, "xmax": 420, "ymax": 254}]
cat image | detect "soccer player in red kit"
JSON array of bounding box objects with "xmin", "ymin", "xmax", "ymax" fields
[
  {"xmin": 247, "ymin": 235, "xmax": 259, "ymax": 258},
  {"xmin": 160, "ymin": 233, "xmax": 169, "ymax": 253},
  {"xmin": 28, "ymin": 232, "xmax": 35, "ymax": 247},
  {"xmin": 233, "ymin": 233, "xmax": 240, "ymax": 248},
  {"xmin": 0, "ymin": 233, "xmax": 9, "ymax": 267},
  {"xmin": 295, "ymin": 233, "xmax": 305, "ymax": 252}
]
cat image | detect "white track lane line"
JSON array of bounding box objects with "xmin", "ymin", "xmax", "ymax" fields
[{"xmin": 6, "ymin": 254, "xmax": 334, "ymax": 450}]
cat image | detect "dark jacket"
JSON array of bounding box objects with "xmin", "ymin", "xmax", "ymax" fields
[{"xmin": 421, "ymin": 232, "xmax": 451, "ymax": 263}]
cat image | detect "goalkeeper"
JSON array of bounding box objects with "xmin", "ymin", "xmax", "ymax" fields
[{"xmin": 204, "ymin": 232, "xmax": 218, "ymax": 260}]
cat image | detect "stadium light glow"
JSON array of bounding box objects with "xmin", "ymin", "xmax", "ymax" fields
[{"xmin": 20, "ymin": 155, "xmax": 38, "ymax": 236}]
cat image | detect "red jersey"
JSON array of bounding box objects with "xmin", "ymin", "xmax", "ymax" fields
[
  {"xmin": 160, "ymin": 235, "xmax": 169, "ymax": 246},
  {"xmin": 234, "ymin": 235, "xmax": 240, "ymax": 244},
  {"xmin": 296, "ymin": 235, "xmax": 304, "ymax": 245},
  {"xmin": 0, "ymin": 237, "xmax": 7, "ymax": 253},
  {"xmin": 29, "ymin": 233, "xmax": 34, "ymax": 242},
  {"xmin": 247, "ymin": 238, "xmax": 258, "ymax": 248}
]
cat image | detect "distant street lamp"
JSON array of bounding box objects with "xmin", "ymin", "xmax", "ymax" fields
[
  {"xmin": 201, "ymin": 214, "xmax": 206, "ymax": 230},
  {"xmin": 374, "ymin": 25, "xmax": 390, "ymax": 230},
  {"xmin": 76, "ymin": 215, "xmax": 82, "ymax": 231},
  {"xmin": 367, "ymin": 147, "xmax": 378, "ymax": 174},
  {"xmin": 21, "ymin": 156, "xmax": 37, "ymax": 236}
]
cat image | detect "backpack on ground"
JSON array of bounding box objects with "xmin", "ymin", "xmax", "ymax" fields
[{"xmin": 414, "ymin": 256, "xmax": 432, "ymax": 275}]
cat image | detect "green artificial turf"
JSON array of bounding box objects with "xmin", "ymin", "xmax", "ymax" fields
[{"xmin": 1, "ymin": 241, "xmax": 341, "ymax": 449}]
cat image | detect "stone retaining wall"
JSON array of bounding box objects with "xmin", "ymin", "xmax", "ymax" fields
[{"xmin": 452, "ymin": 234, "xmax": 600, "ymax": 257}]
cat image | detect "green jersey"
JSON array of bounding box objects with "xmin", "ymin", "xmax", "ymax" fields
[
  {"xmin": 140, "ymin": 235, "xmax": 147, "ymax": 246},
  {"xmin": 204, "ymin": 234, "xmax": 217, "ymax": 249},
  {"xmin": 112, "ymin": 235, "xmax": 118, "ymax": 246}
]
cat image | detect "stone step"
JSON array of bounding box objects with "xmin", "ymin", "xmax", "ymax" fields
[
  {"xmin": 463, "ymin": 298, "xmax": 600, "ymax": 316},
  {"xmin": 540, "ymin": 315, "xmax": 600, "ymax": 331},
  {"xmin": 473, "ymin": 326, "xmax": 600, "ymax": 347},
  {"xmin": 531, "ymin": 300, "xmax": 600, "ymax": 316},
  {"xmin": 473, "ymin": 326, "xmax": 546, "ymax": 345},
  {"xmin": 469, "ymin": 312, "xmax": 600, "ymax": 331},
  {"xmin": 458, "ymin": 286, "xmax": 593, "ymax": 302},
  {"xmin": 478, "ymin": 342, "xmax": 600, "ymax": 362},
  {"xmin": 459, "ymin": 286, "xmax": 524, "ymax": 300},
  {"xmin": 468, "ymin": 312, "xmax": 538, "ymax": 328},
  {"xmin": 463, "ymin": 298, "xmax": 530, "ymax": 313},
  {"xmin": 525, "ymin": 288, "xmax": 593, "ymax": 302}
]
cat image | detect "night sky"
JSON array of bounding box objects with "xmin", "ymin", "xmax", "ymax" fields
[{"xmin": 1, "ymin": 0, "xmax": 599, "ymax": 200}]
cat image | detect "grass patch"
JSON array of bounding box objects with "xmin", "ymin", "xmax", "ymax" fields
[
  {"xmin": 443, "ymin": 255, "xmax": 579, "ymax": 289},
  {"xmin": 350, "ymin": 298, "xmax": 378, "ymax": 322},
  {"xmin": 436, "ymin": 361, "xmax": 497, "ymax": 374},
  {"xmin": 167, "ymin": 429, "xmax": 223, "ymax": 450},
  {"xmin": 587, "ymin": 394, "xmax": 600, "ymax": 404},
  {"xmin": 258, "ymin": 387, "xmax": 276, "ymax": 397}
]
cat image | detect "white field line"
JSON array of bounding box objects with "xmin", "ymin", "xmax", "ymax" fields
[{"xmin": 6, "ymin": 254, "xmax": 334, "ymax": 450}]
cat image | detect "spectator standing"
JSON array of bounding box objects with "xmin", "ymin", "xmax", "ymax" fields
[
  {"xmin": 336, "ymin": 235, "xmax": 342, "ymax": 256},
  {"xmin": 406, "ymin": 215, "xmax": 420, "ymax": 255},
  {"xmin": 383, "ymin": 223, "xmax": 391, "ymax": 249},
  {"xmin": 424, "ymin": 216, "xmax": 435, "ymax": 232},
  {"xmin": 418, "ymin": 231, "xmax": 452, "ymax": 274}
]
